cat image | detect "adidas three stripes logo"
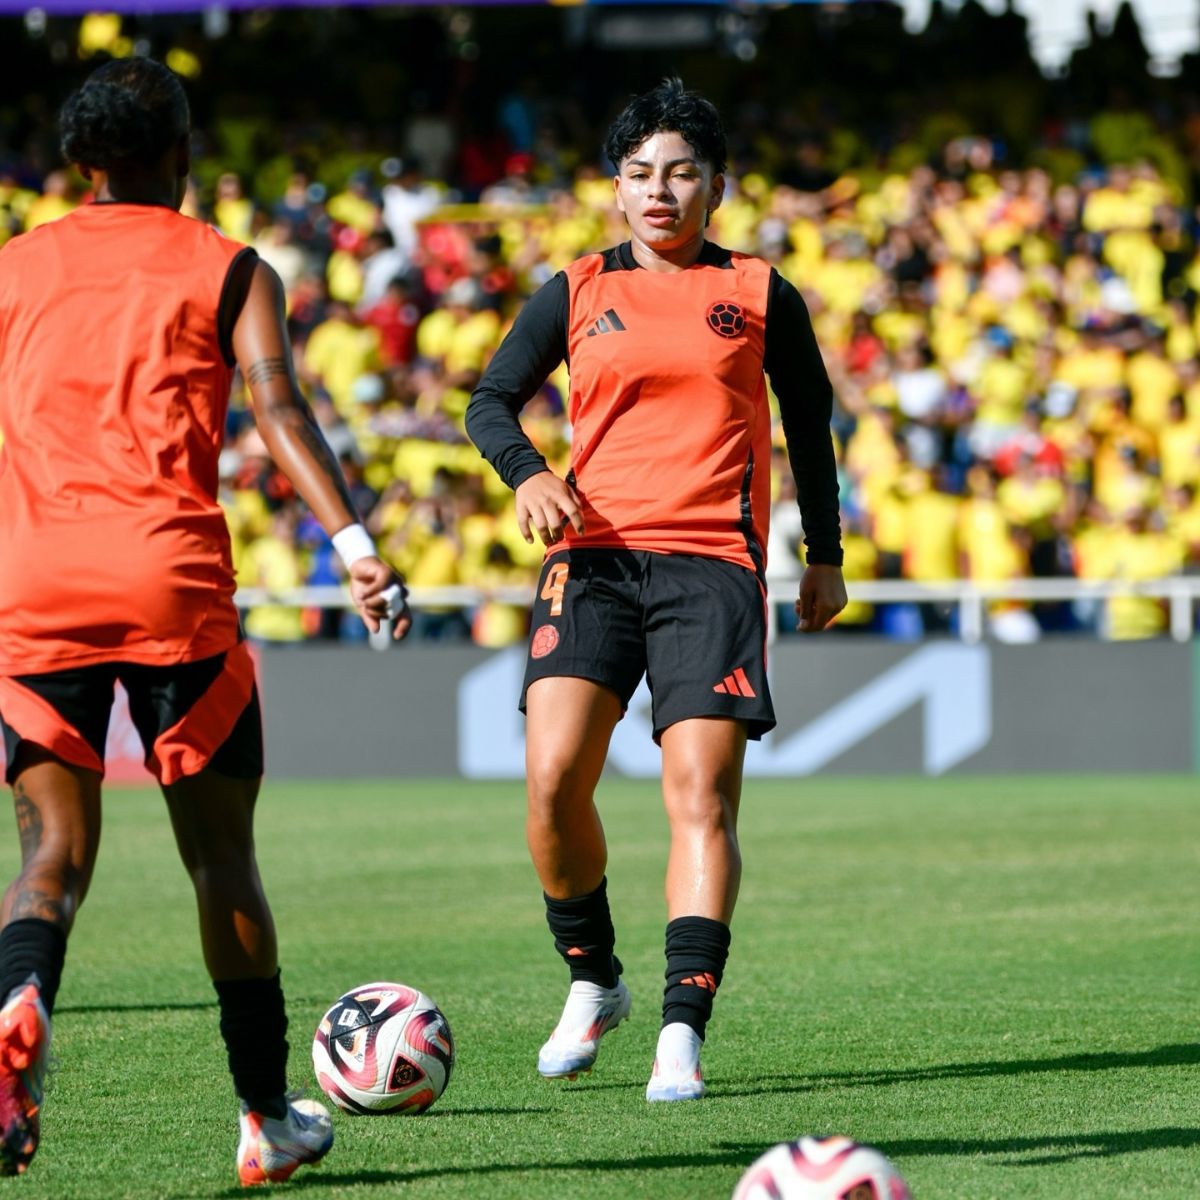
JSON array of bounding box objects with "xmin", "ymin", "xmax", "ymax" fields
[{"xmin": 586, "ymin": 308, "xmax": 627, "ymax": 336}]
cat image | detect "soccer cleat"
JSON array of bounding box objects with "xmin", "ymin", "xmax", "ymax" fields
[
  {"xmin": 646, "ymin": 1022, "xmax": 705, "ymax": 1101},
  {"xmin": 237, "ymin": 1094, "xmax": 334, "ymax": 1186},
  {"xmin": 0, "ymin": 983, "xmax": 51, "ymax": 1176},
  {"xmin": 0, "ymin": 984, "xmax": 51, "ymax": 1180},
  {"xmin": 537, "ymin": 978, "xmax": 631, "ymax": 1080}
]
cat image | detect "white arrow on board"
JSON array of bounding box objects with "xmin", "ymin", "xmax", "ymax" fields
[
  {"xmin": 457, "ymin": 643, "xmax": 991, "ymax": 778},
  {"xmin": 745, "ymin": 642, "xmax": 991, "ymax": 776}
]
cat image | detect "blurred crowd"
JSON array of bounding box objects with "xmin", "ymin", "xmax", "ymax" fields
[{"xmin": 5, "ymin": 119, "xmax": 1200, "ymax": 643}]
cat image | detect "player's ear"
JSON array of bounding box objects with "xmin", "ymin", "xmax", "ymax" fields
[
  {"xmin": 706, "ymin": 172, "xmax": 725, "ymax": 226},
  {"xmin": 613, "ymin": 172, "xmax": 627, "ymax": 216}
]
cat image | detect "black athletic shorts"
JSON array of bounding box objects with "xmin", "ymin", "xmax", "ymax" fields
[
  {"xmin": 520, "ymin": 548, "xmax": 775, "ymax": 740},
  {"xmin": 0, "ymin": 642, "xmax": 262, "ymax": 786}
]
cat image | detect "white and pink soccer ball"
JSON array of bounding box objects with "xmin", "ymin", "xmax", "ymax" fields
[
  {"xmin": 312, "ymin": 981, "xmax": 454, "ymax": 1115},
  {"xmin": 732, "ymin": 1135, "xmax": 911, "ymax": 1200}
]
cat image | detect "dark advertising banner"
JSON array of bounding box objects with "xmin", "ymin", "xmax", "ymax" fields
[
  {"xmin": 2, "ymin": 641, "xmax": 1190, "ymax": 782},
  {"xmin": 263, "ymin": 640, "xmax": 1195, "ymax": 779}
]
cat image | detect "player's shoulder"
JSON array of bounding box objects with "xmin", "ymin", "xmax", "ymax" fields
[
  {"xmin": 720, "ymin": 244, "xmax": 774, "ymax": 281},
  {"xmin": 564, "ymin": 246, "xmax": 617, "ymax": 282},
  {"xmin": 0, "ymin": 209, "xmax": 76, "ymax": 262},
  {"xmin": 180, "ymin": 211, "xmax": 252, "ymax": 256}
]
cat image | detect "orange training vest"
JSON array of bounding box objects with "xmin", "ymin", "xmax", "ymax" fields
[
  {"xmin": 559, "ymin": 249, "xmax": 773, "ymax": 574},
  {"xmin": 0, "ymin": 203, "xmax": 248, "ymax": 673}
]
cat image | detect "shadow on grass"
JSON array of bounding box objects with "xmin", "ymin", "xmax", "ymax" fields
[
  {"xmin": 209, "ymin": 1146, "xmax": 766, "ymax": 1195},
  {"xmin": 717, "ymin": 1042, "xmax": 1200, "ymax": 1097},
  {"xmin": 56, "ymin": 1001, "xmax": 216, "ymax": 1015},
  {"xmin": 877, "ymin": 1127, "xmax": 1200, "ymax": 1166},
  {"xmin": 203, "ymin": 1126, "xmax": 1200, "ymax": 1195}
]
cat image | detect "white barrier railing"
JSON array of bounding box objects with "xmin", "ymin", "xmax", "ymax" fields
[{"xmin": 234, "ymin": 577, "xmax": 1200, "ymax": 643}]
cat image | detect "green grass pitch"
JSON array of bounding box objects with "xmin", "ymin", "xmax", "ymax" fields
[{"xmin": 1, "ymin": 775, "xmax": 1196, "ymax": 1199}]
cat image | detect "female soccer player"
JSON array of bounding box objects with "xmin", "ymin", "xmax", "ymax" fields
[
  {"xmin": 466, "ymin": 79, "xmax": 846, "ymax": 1101},
  {"xmin": 0, "ymin": 59, "xmax": 409, "ymax": 1180}
]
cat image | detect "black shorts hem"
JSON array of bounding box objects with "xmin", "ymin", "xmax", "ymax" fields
[{"xmin": 652, "ymin": 709, "xmax": 776, "ymax": 744}]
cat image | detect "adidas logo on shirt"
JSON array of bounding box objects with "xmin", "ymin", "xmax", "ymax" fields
[{"xmin": 586, "ymin": 308, "xmax": 627, "ymax": 336}]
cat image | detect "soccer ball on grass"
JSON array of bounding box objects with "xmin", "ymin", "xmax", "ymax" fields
[
  {"xmin": 732, "ymin": 1135, "xmax": 910, "ymax": 1200},
  {"xmin": 312, "ymin": 981, "xmax": 454, "ymax": 1114}
]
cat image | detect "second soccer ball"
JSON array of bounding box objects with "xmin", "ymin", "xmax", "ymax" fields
[{"xmin": 312, "ymin": 981, "xmax": 454, "ymax": 1115}]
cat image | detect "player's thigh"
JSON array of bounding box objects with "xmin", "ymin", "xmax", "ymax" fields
[
  {"xmin": 525, "ymin": 676, "xmax": 623, "ymax": 802},
  {"xmin": 162, "ymin": 766, "xmax": 261, "ymax": 873},
  {"xmin": 659, "ymin": 717, "xmax": 748, "ymax": 826},
  {"xmin": 119, "ymin": 643, "xmax": 262, "ymax": 789},
  {"xmin": 521, "ymin": 549, "xmax": 646, "ymax": 799},
  {"xmin": 642, "ymin": 554, "xmax": 776, "ymax": 742}
]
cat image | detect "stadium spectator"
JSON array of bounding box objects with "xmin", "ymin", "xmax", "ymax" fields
[
  {"xmin": 466, "ymin": 78, "xmax": 845, "ymax": 1104},
  {"xmin": 0, "ymin": 58, "xmax": 408, "ymax": 1181},
  {"xmin": 380, "ymin": 156, "xmax": 442, "ymax": 259},
  {"xmin": 362, "ymin": 275, "xmax": 423, "ymax": 367}
]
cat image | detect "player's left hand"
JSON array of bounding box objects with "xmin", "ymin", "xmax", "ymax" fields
[
  {"xmin": 796, "ymin": 563, "xmax": 847, "ymax": 633},
  {"xmin": 350, "ymin": 556, "xmax": 412, "ymax": 640}
]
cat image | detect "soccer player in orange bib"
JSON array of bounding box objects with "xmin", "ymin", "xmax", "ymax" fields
[
  {"xmin": 0, "ymin": 59, "xmax": 409, "ymax": 1180},
  {"xmin": 467, "ymin": 79, "xmax": 847, "ymax": 1100}
]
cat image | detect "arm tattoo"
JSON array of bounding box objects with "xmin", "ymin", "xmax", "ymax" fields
[
  {"xmin": 295, "ymin": 418, "xmax": 358, "ymax": 513},
  {"xmin": 245, "ymin": 357, "xmax": 290, "ymax": 386}
]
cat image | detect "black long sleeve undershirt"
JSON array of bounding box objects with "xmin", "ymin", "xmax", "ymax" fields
[{"xmin": 465, "ymin": 248, "xmax": 843, "ymax": 566}]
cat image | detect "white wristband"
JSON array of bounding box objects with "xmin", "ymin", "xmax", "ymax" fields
[{"xmin": 331, "ymin": 523, "xmax": 377, "ymax": 569}]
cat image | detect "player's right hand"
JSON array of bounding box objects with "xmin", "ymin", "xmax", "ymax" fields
[
  {"xmin": 514, "ymin": 471, "xmax": 585, "ymax": 546},
  {"xmin": 350, "ymin": 556, "xmax": 412, "ymax": 640}
]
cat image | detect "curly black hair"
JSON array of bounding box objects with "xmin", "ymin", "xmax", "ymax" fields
[
  {"xmin": 60, "ymin": 58, "xmax": 189, "ymax": 171},
  {"xmin": 603, "ymin": 78, "xmax": 726, "ymax": 175}
]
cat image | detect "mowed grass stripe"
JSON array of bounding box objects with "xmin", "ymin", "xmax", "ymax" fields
[{"xmin": 0, "ymin": 776, "xmax": 1194, "ymax": 1198}]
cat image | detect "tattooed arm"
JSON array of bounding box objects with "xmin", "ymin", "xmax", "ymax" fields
[
  {"xmin": 231, "ymin": 260, "xmax": 410, "ymax": 637},
  {"xmin": 232, "ymin": 262, "xmax": 360, "ymax": 534}
]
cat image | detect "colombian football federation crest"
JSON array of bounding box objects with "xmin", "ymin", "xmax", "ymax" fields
[{"xmin": 706, "ymin": 301, "xmax": 745, "ymax": 338}]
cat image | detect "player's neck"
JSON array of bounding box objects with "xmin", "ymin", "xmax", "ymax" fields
[
  {"xmin": 91, "ymin": 166, "xmax": 182, "ymax": 210},
  {"xmin": 628, "ymin": 231, "xmax": 707, "ymax": 273}
]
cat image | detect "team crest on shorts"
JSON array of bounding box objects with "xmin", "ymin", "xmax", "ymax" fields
[
  {"xmin": 531, "ymin": 624, "xmax": 560, "ymax": 658},
  {"xmin": 706, "ymin": 301, "xmax": 745, "ymax": 338}
]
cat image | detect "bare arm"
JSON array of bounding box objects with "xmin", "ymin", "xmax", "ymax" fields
[
  {"xmin": 232, "ymin": 261, "xmax": 410, "ymax": 638},
  {"xmin": 233, "ymin": 262, "xmax": 359, "ymax": 533}
]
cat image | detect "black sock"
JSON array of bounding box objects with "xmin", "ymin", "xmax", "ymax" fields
[
  {"xmin": 661, "ymin": 916, "xmax": 731, "ymax": 1041},
  {"xmin": 544, "ymin": 877, "xmax": 622, "ymax": 988},
  {"xmin": 0, "ymin": 918, "xmax": 67, "ymax": 1016},
  {"xmin": 213, "ymin": 971, "xmax": 289, "ymax": 1117}
]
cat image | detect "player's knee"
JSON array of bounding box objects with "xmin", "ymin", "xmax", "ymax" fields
[
  {"xmin": 663, "ymin": 779, "xmax": 737, "ymax": 835},
  {"xmin": 525, "ymin": 751, "xmax": 590, "ymax": 813},
  {"xmin": 178, "ymin": 832, "xmax": 258, "ymax": 882}
]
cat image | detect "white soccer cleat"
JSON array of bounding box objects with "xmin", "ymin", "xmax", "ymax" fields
[
  {"xmin": 646, "ymin": 1022, "xmax": 705, "ymax": 1101},
  {"xmin": 537, "ymin": 979, "xmax": 631, "ymax": 1079},
  {"xmin": 237, "ymin": 1094, "xmax": 333, "ymax": 1186}
]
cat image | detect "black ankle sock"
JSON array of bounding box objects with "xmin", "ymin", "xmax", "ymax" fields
[
  {"xmin": 213, "ymin": 971, "xmax": 289, "ymax": 1116},
  {"xmin": 661, "ymin": 916, "xmax": 731, "ymax": 1041},
  {"xmin": 544, "ymin": 877, "xmax": 622, "ymax": 988},
  {"xmin": 0, "ymin": 919, "xmax": 66, "ymax": 1016}
]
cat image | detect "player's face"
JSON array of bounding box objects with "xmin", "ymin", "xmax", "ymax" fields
[{"xmin": 614, "ymin": 131, "xmax": 723, "ymax": 257}]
